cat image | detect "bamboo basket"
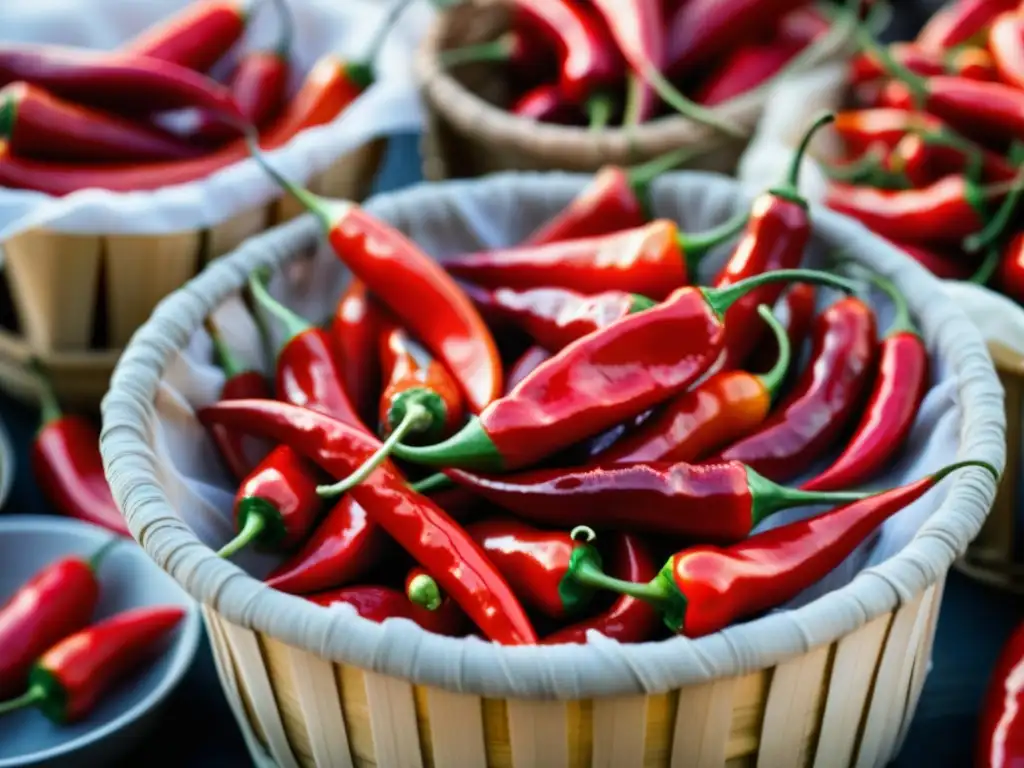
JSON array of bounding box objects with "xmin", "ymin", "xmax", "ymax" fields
[
  {"xmin": 0, "ymin": 140, "xmax": 384, "ymax": 410},
  {"xmin": 415, "ymin": 0, "xmax": 854, "ymax": 182},
  {"xmin": 99, "ymin": 173, "xmax": 1005, "ymax": 768}
]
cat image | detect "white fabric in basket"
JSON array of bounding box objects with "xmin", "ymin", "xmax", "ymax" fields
[{"xmin": 0, "ymin": 0, "xmax": 436, "ymax": 242}]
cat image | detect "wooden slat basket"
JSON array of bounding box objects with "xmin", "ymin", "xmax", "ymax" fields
[{"xmin": 99, "ymin": 173, "xmax": 1005, "ymax": 768}]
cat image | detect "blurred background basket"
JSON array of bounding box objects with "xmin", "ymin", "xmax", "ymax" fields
[{"xmin": 99, "ymin": 173, "xmax": 1004, "ymax": 768}]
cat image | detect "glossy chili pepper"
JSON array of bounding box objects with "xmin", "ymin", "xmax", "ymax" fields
[
  {"xmin": 308, "ymin": 582, "xmax": 466, "ymax": 636},
  {"xmin": 330, "ymin": 279, "xmax": 384, "ymax": 427},
  {"xmin": 587, "ymin": 0, "xmax": 663, "ymax": 125},
  {"xmin": 442, "ymin": 459, "xmax": 866, "ymax": 541},
  {"xmin": 512, "ymin": 83, "xmax": 579, "ymax": 123},
  {"xmin": 803, "ymin": 276, "xmax": 928, "ymax": 492},
  {"xmin": 834, "ymin": 109, "xmax": 942, "ymax": 158},
  {"xmin": 464, "ymin": 284, "xmax": 656, "ymax": 353},
  {"xmin": 567, "ymin": 460, "xmax": 995, "ymax": 637},
  {"xmin": 0, "ymin": 606, "xmax": 186, "ymax": 724},
  {"xmin": 247, "ymin": 144, "xmax": 502, "ymax": 415},
  {"xmin": 505, "ymin": 345, "xmax": 551, "ymax": 394},
  {"xmin": 29, "ymin": 361, "xmax": 130, "ymax": 537},
  {"xmin": 916, "ymin": 0, "xmax": 1019, "ymax": 53},
  {"xmin": 712, "ymin": 113, "xmax": 835, "ymax": 371},
  {"xmin": 976, "ymin": 620, "xmax": 1024, "ymax": 768},
  {"xmin": 0, "ymin": 45, "xmax": 243, "ymax": 119},
  {"xmin": 710, "ymin": 296, "xmax": 878, "ymax": 483},
  {"xmin": 196, "ymin": 400, "xmax": 538, "ymax": 644},
  {"xmin": 748, "ymin": 283, "xmax": 817, "ymax": 375},
  {"xmin": 0, "ymin": 540, "xmax": 118, "ymax": 699},
  {"xmin": 123, "ymin": 0, "xmax": 247, "ymax": 71},
  {"xmin": 849, "ymin": 43, "xmax": 997, "ymax": 86},
  {"xmin": 440, "ymin": 215, "xmax": 747, "ymax": 302},
  {"xmin": 888, "ymin": 130, "xmax": 1018, "ymax": 188},
  {"xmin": 355, "ymin": 269, "xmax": 857, "ymax": 477},
  {"xmin": 695, "ymin": 37, "xmax": 805, "ymax": 107},
  {"xmin": 989, "ymin": 11, "xmax": 1024, "ymax": 89},
  {"xmin": 599, "ymin": 304, "xmax": 791, "ymax": 464},
  {"xmin": 542, "ymin": 533, "xmax": 659, "ymax": 645},
  {"xmin": 204, "ymin": 318, "xmax": 272, "ymax": 481},
  {"xmin": 998, "ymin": 232, "xmax": 1024, "ymax": 303},
  {"xmin": 464, "ymin": 517, "xmax": 595, "ymax": 619},
  {"xmin": 0, "ymin": 82, "xmax": 200, "ymax": 162}
]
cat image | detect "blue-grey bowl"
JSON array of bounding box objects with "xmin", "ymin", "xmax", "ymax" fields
[{"xmin": 0, "ymin": 515, "xmax": 201, "ymax": 768}]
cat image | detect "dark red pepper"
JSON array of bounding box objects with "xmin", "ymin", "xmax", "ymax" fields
[
  {"xmin": 29, "ymin": 361, "xmax": 130, "ymax": 537},
  {"xmin": 711, "ymin": 296, "xmax": 877, "ymax": 483},
  {"xmin": 308, "ymin": 582, "xmax": 465, "ymax": 636},
  {"xmin": 512, "ymin": 84, "xmax": 580, "ymax": 124},
  {"xmin": 0, "ymin": 539, "xmax": 119, "ymax": 699},
  {"xmin": 0, "ymin": 606, "xmax": 186, "ymax": 723},
  {"xmin": 587, "ymin": 0, "xmax": 664, "ymax": 124},
  {"xmin": 976, "ymin": 619, "xmax": 1024, "ymax": 768},
  {"xmin": 123, "ymin": 0, "xmax": 247, "ymax": 71},
  {"xmin": 748, "ymin": 283, "xmax": 817, "ymax": 375},
  {"xmin": 567, "ymin": 461, "xmax": 996, "ymax": 637},
  {"xmin": 331, "ymin": 279, "xmax": 384, "ymax": 427},
  {"xmin": 885, "ymin": 238, "xmax": 980, "ymax": 281},
  {"xmin": 504, "ymin": 345, "xmax": 551, "ymax": 394},
  {"xmin": 695, "ymin": 37, "xmax": 805, "ymax": 106},
  {"xmin": 849, "ymin": 43, "xmax": 997, "ymax": 86},
  {"xmin": 916, "ymin": 0, "xmax": 1018, "ymax": 53}
]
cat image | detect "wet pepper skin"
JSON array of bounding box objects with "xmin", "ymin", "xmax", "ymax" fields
[
  {"xmin": 307, "ymin": 585, "xmax": 466, "ymax": 636},
  {"xmin": 977, "ymin": 620, "xmax": 1024, "ymax": 768}
]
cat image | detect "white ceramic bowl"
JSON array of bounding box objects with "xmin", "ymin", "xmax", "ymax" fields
[{"xmin": 0, "ymin": 516, "xmax": 201, "ymax": 768}]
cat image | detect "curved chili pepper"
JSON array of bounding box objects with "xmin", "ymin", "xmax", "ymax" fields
[
  {"xmin": 998, "ymin": 232, "xmax": 1024, "ymax": 303},
  {"xmin": 587, "ymin": 0, "xmax": 663, "ymax": 125},
  {"xmin": 352, "ymin": 269, "xmax": 858, "ymax": 477},
  {"xmin": 0, "ymin": 606, "xmax": 186, "ymax": 724},
  {"xmin": 888, "ymin": 130, "xmax": 1018, "ymax": 188},
  {"xmin": 710, "ymin": 296, "xmax": 877, "ymax": 483},
  {"xmin": 599, "ymin": 304, "xmax": 791, "ymax": 464},
  {"xmin": 512, "ymin": 84, "xmax": 579, "ymax": 124},
  {"xmin": 695, "ymin": 38, "xmax": 805, "ymax": 107},
  {"xmin": 803, "ymin": 276, "xmax": 927, "ymax": 492},
  {"xmin": 0, "ymin": 540, "xmax": 119, "ymax": 699},
  {"xmin": 0, "ymin": 82, "xmax": 200, "ymax": 162},
  {"xmin": 712, "ymin": 113, "xmax": 835, "ymax": 371},
  {"xmin": 196, "ymin": 400, "xmax": 539, "ymax": 645},
  {"xmin": 441, "ymin": 459, "xmax": 866, "ymax": 541},
  {"xmin": 834, "ymin": 109, "xmax": 942, "ymax": 158},
  {"xmin": 29, "ymin": 361, "xmax": 130, "ymax": 537},
  {"xmin": 916, "ymin": 0, "xmax": 1019, "ymax": 53},
  {"xmin": 247, "ymin": 144, "xmax": 502, "ymax": 415},
  {"xmin": 505, "ymin": 345, "xmax": 551, "ymax": 394},
  {"xmin": 463, "ymin": 284, "xmax": 655, "ymax": 353},
  {"xmin": 989, "ymin": 11, "xmax": 1024, "ymax": 89},
  {"xmin": 748, "ymin": 283, "xmax": 816, "ymax": 375},
  {"xmin": 439, "ymin": 215, "xmax": 748, "ymax": 302},
  {"xmin": 123, "ymin": 0, "xmax": 247, "ymax": 71},
  {"xmin": 976, "ymin": 620, "xmax": 1024, "ymax": 768},
  {"xmin": 849, "ymin": 43, "xmax": 997, "ymax": 86},
  {"xmin": 464, "ymin": 517, "xmax": 595, "ymax": 619},
  {"xmin": 308, "ymin": 582, "xmax": 465, "ymax": 636},
  {"xmin": 543, "ymin": 533, "xmax": 659, "ymax": 645},
  {"xmin": 331, "ymin": 280, "xmax": 384, "ymax": 426},
  {"xmin": 567, "ymin": 460, "xmax": 995, "ymax": 637}
]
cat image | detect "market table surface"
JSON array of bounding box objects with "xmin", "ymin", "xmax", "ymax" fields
[{"xmin": 2, "ymin": 124, "xmax": 1019, "ymax": 767}]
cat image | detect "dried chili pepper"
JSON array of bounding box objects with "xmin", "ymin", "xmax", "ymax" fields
[
  {"xmin": 834, "ymin": 109, "xmax": 942, "ymax": 158},
  {"xmin": 596, "ymin": 304, "xmax": 791, "ymax": 464},
  {"xmin": 308, "ymin": 583, "xmax": 465, "ymax": 636},
  {"xmin": 123, "ymin": 0, "xmax": 247, "ymax": 71},
  {"xmin": 976, "ymin": 620, "xmax": 1024, "ymax": 768},
  {"xmin": 748, "ymin": 283, "xmax": 816, "ymax": 375},
  {"xmin": 567, "ymin": 460, "xmax": 996, "ymax": 637},
  {"xmin": 0, "ymin": 606, "xmax": 186, "ymax": 723},
  {"xmin": 29, "ymin": 361, "xmax": 130, "ymax": 537},
  {"xmin": 197, "ymin": 400, "xmax": 538, "ymax": 644},
  {"xmin": 441, "ymin": 459, "xmax": 867, "ymax": 541},
  {"xmin": 0, "ymin": 539, "xmax": 119, "ymax": 699},
  {"xmin": 439, "ymin": 214, "xmax": 748, "ymax": 302},
  {"xmin": 0, "ymin": 82, "xmax": 200, "ymax": 162},
  {"xmin": 849, "ymin": 43, "xmax": 997, "ymax": 85},
  {"xmin": 916, "ymin": 0, "xmax": 1019, "ymax": 53},
  {"xmin": 543, "ymin": 533, "xmax": 659, "ymax": 645},
  {"xmin": 512, "ymin": 84, "xmax": 579, "ymax": 124},
  {"xmin": 247, "ymin": 143, "xmax": 503, "ymax": 415},
  {"xmin": 505, "ymin": 345, "xmax": 551, "ymax": 394},
  {"xmin": 989, "ymin": 11, "xmax": 1024, "ymax": 89}
]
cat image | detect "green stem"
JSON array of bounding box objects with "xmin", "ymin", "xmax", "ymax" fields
[
  {"xmin": 88, "ymin": 537, "xmax": 122, "ymax": 572},
  {"xmin": 640, "ymin": 65, "xmax": 746, "ymax": 139},
  {"xmin": 0, "ymin": 687, "xmax": 44, "ymax": 716},
  {"xmin": 248, "ymin": 267, "xmax": 312, "ymax": 351},
  {"xmin": 622, "ymin": 73, "xmax": 646, "ymax": 127},
  {"xmin": 205, "ymin": 318, "xmax": 248, "ymax": 379},
  {"xmin": 769, "ymin": 111, "xmax": 836, "ymax": 205},
  {"xmin": 964, "ymin": 164, "xmax": 1024, "ymax": 254},
  {"xmin": 27, "ymin": 357, "xmax": 63, "ymax": 429},
  {"xmin": 867, "ymin": 271, "xmax": 917, "ymax": 338},
  {"xmin": 755, "ymin": 305, "xmax": 791, "ymax": 402},
  {"xmin": 0, "ymin": 87, "xmax": 18, "ymax": 140},
  {"xmin": 410, "ymin": 472, "xmax": 455, "ymax": 494},
  {"xmin": 570, "ymin": 556, "xmax": 675, "ymax": 608},
  {"xmin": 217, "ymin": 513, "xmax": 266, "ymax": 559},
  {"xmin": 318, "ymin": 403, "xmax": 434, "ymax": 497},
  {"xmin": 587, "ymin": 93, "xmax": 614, "ymax": 132},
  {"xmin": 748, "ymin": 467, "xmax": 868, "ymax": 527},
  {"xmin": 407, "ymin": 572, "xmax": 442, "ymax": 610},
  {"xmin": 392, "ymin": 417, "xmax": 503, "ymax": 471},
  {"xmin": 438, "ymin": 37, "xmax": 512, "ymax": 69},
  {"xmin": 679, "ymin": 208, "xmax": 750, "ymax": 273},
  {"xmin": 822, "ymin": 150, "xmax": 886, "ymax": 184},
  {"xmin": 934, "ymin": 459, "xmax": 999, "ymax": 483},
  {"xmin": 347, "ymin": 0, "xmax": 416, "ymax": 88},
  {"xmin": 969, "ymin": 247, "xmax": 1001, "ymax": 286},
  {"xmin": 268, "ymin": 0, "xmax": 294, "ymax": 58},
  {"xmin": 854, "ymin": 24, "xmax": 927, "ymax": 106},
  {"xmin": 245, "ymin": 133, "xmax": 338, "ymax": 232},
  {"xmin": 629, "ymin": 294, "xmax": 656, "ymax": 313},
  {"xmin": 702, "ymin": 268, "xmax": 859, "ymax": 319},
  {"xmin": 626, "ymin": 144, "xmax": 703, "ymax": 196}
]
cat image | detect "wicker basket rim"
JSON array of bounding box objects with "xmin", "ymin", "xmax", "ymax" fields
[{"xmin": 98, "ymin": 171, "xmax": 1005, "ymax": 700}]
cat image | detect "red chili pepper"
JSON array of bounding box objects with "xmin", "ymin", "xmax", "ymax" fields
[
  {"xmin": 775, "ymin": 5, "xmax": 832, "ymax": 45},
  {"xmin": 849, "ymin": 43, "xmax": 997, "ymax": 86},
  {"xmin": 204, "ymin": 318, "xmax": 272, "ymax": 481},
  {"xmin": 505, "ymin": 345, "xmax": 551, "ymax": 394},
  {"xmin": 0, "ymin": 606, "xmax": 186, "ymax": 723},
  {"xmin": 0, "ymin": 82, "xmax": 201, "ymax": 162},
  {"xmin": 976, "ymin": 620, "xmax": 1024, "ymax": 768},
  {"xmin": 587, "ymin": 0, "xmax": 664, "ymax": 124},
  {"xmin": 308, "ymin": 583, "xmax": 465, "ymax": 636},
  {"xmin": 463, "ymin": 284, "xmax": 656, "ymax": 353},
  {"xmin": 567, "ymin": 461, "xmax": 995, "ymax": 637},
  {"xmin": 247, "ymin": 146, "xmax": 502, "ymax": 415},
  {"xmin": 598, "ymin": 304, "xmax": 791, "ymax": 464},
  {"xmin": 802, "ymin": 275, "xmax": 927, "ymax": 492},
  {"xmin": 887, "ymin": 131, "xmax": 1018, "ymax": 188},
  {"xmin": 0, "ymin": 539, "xmax": 119, "ymax": 699},
  {"xmin": 989, "ymin": 11, "xmax": 1024, "ymax": 89},
  {"xmin": 885, "ymin": 238, "xmax": 980, "ymax": 281},
  {"xmin": 834, "ymin": 109, "xmax": 942, "ymax": 158},
  {"xmin": 441, "ymin": 458, "xmax": 866, "ymax": 541},
  {"xmin": 196, "ymin": 400, "xmax": 538, "ymax": 645},
  {"xmin": 748, "ymin": 283, "xmax": 817, "ymax": 375},
  {"xmin": 511, "ymin": 84, "xmax": 579, "ymax": 123},
  {"xmin": 29, "ymin": 362, "xmax": 130, "ymax": 537},
  {"xmin": 123, "ymin": 0, "xmax": 247, "ymax": 71},
  {"xmin": 439, "ymin": 215, "xmax": 747, "ymax": 302},
  {"xmin": 710, "ymin": 296, "xmax": 878, "ymax": 483},
  {"xmin": 998, "ymin": 233, "xmax": 1024, "ymax": 302},
  {"xmin": 695, "ymin": 38, "xmax": 805, "ymax": 107},
  {"xmin": 542, "ymin": 533, "xmax": 659, "ymax": 645},
  {"xmin": 331, "ymin": 280, "xmax": 384, "ymax": 427},
  {"xmin": 916, "ymin": 0, "xmax": 1019, "ymax": 53}
]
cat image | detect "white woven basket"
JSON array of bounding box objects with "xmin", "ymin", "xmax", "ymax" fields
[{"xmin": 99, "ymin": 173, "xmax": 1005, "ymax": 768}]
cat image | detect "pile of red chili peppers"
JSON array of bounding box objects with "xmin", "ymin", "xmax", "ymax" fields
[
  {"xmin": 825, "ymin": 1, "xmax": 1024, "ymax": 303},
  {"xmin": 0, "ymin": 0, "xmax": 414, "ymax": 195},
  {"xmin": 186, "ymin": 109, "xmax": 997, "ymax": 649}
]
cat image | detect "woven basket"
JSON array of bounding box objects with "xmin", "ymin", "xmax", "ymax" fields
[
  {"xmin": 99, "ymin": 173, "xmax": 1005, "ymax": 768},
  {"xmin": 0, "ymin": 140, "xmax": 384, "ymax": 410},
  {"xmin": 415, "ymin": 0, "xmax": 854, "ymax": 182}
]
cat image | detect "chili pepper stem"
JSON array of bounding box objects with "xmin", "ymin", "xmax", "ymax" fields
[
  {"xmin": 318, "ymin": 402, "xmax": 435, "ymax": 497},
  {"xmin": 88, "ymin": 537, "xmax": 122, "ymax": 572},
  {"xmin": 248, "ymin": 267, "xmax": 311, "ymax": 350},
  {"xmin": 969, "ymin": 247, "xmax": 1001, "ymax": 286},
  {"xmin": 679, "ymin": 208, "xmax": 750, "ymax": 272},
  {"xmin": 756, "ymin": 305, "xmax": 792, "ymax": 401},
  {"xmin": 204, "ymin": 318, "xmax": 248, "ymax": 379},
  {"xmin": 626, "ymin": 144, "xmax": 703, "ymax": 193},
  {"xmin": 867, "ymin": 272, "xmax": 917, "ymax": 337},
  {"xmin": 347, "ymin": 0, "xmax": 416, "ymax": 88},
  {"xmin": 437, "ymin": 37, "xmax": 512, "ymax": 70},
  {"xmin": 769, "ymin": 112, "xmax": 836, "ymax": 205},
  {"xmin": 964, "ymin": 163, "xmax": 1024, "ymax": 254},
  {"xmin": 569, "ymin": 547, "xmax": 676, "ymax": 610},
  {"xmin": 640, "ymin": 66, "xmax": 745, "ymax": 139},
  {"xmin": 854, "ymin": 26, "xmax": 927, "ymax": 105},
  {"xmin": 702, "ymin": 269, "xmax": 859, "ymax": 320},
  {"xmin": 392, "ymin": 416, "xmax": 504, "ymax": 471},
  {"xmin": 622, "ymin": 74, "xmax": 645, "ymax": 127},
  {"xmin": 410, "ymin": 472, "xmax": 455, "ymax": 494},
  {"xmin": 407, "ymin": 572, "xmax": 442, "ymax": 611},
  {"xmin": 217, "ymin": 511, "xmax": 266, "ymax": 559},
  {"xmin": 268, "ymin": 0, "xmax": 295, "ymax": 59},
  {"xmin": 587, "ymin": 94, "xmax": 614, "ymax": 132},
  {"xmin": 0, "ymin": 91, "xmax": 16, "ymax": 139},
  {"xmin": 0, "ymin": 686, "xmax": 44, "ymax": 716},
  {"xmin": 27, "ymin": 357, "xmax": 63, "ymax": 430},
  {"xmin": 747, "ymin": 467, "xmax": 868, "ymax": 527}
]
